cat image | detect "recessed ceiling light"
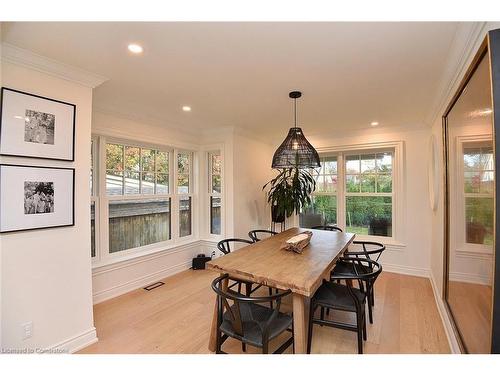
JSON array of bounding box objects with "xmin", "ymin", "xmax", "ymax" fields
[
  {"xmin": 127, "ymin": 44, "xmax": 143, "ymax": 54},
  {"xmin": 182, "ymin": 106, "xmax": 192, "ymax": 112},
  {"xmin": 370, "ymin": 121, "xmax": 379, "ymax": 127}
]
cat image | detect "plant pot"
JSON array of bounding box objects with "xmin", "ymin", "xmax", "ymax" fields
[
  {"xmin": 271, "ymin": 205, "xmax": 286, "ymax": 223},
  {"xmin": 466, "ymin": 222, "xmax": 487, "ymax": 244}
]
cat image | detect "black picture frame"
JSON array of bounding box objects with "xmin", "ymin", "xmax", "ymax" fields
[
  {"xmin": 0, "ymin": 87, "xmax": 76, "ymax": 161},
  {"xmin": 0, "ymin": 164, "xmax": 75, "ymax": 234}
]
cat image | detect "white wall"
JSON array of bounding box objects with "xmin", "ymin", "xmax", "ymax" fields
[
  {"xmin": 0, "ymin": 62, "xmax": 96, "ymax": 352},
  {"xmin": 232, "ymin": 133, "xmax": 275, "ymax": 239}
]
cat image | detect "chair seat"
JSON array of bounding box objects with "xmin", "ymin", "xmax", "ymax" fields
[
  {"xmin": 220, "ymin": 302, "xmax": 293, "ymax": 347},
  {"xmin": 331, "ymin": 260, "xmax": 355, "ymax": 275},
  {"xmin": 312, "ymin": 282, "xmax": 366, "ymax": 312}
]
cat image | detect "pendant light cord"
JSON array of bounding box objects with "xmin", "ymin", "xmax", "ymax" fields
[{"xmin": 294, "ymin": 97, "xmax": 297, "ymax": 128}]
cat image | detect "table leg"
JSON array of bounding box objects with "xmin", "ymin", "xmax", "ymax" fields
[
  {"xmin": 208, "ymin": 274, "xmax": 228, "ymax": 352},
  {"xmin": 292, "ymin": 293, "xmax": 309, "ymax": 354}
]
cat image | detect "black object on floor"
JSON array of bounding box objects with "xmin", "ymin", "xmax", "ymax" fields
[{"xmin": 192, "ymin": 254, "xmax": 212, "ymax": 270}]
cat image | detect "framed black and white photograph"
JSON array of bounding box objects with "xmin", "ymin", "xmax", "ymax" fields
[
  {"xmin": 0, "ymin": 164, "xmax": 75, "ymax": 233},
  {"xmin": 0, "ymin": 87, "xmax": 76, "ymax": 161}
]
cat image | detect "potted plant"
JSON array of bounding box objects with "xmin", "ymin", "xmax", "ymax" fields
[{"xmin": 263, "ymin": 167, "xmax": 316, "ymax": 224}]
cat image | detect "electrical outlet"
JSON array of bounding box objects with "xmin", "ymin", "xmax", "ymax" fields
[
  {"xmin": 21, "ymin": 322, "xmax": 33, "ymax": 340},
  {"xmin": 211, "ymin": 250, "xmax": 216, "ymax": 259}
]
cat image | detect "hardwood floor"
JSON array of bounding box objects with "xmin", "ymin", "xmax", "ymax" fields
[
  {"xmin": 448, "ymin": 280, "xmax": 492, "ymax": 353},
  {"xmin": 78, "ymin": 270, "xmax": 450, "ymax": 354}
]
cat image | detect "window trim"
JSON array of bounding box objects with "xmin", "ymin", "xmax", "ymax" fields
[
  {"xmin": 454, "ymin": 134, "xmax": 494, "ymax": 256},
  {"xmin": 297, "ymin": 141, "xmax": 405, "ymax": 245},
  {"xmin": 203, "ymin": 144, "xmax": 225, "ymax": 240},
  {"xmin": 91, "ymin": 136, "xmax": 100, "ymax": 263},
  {"xmin": 208, "ymin": 150, "xmax": 223, "ymax": 236},
  {"xmin": 92, "ymin": 135, "xmax": 198, "ymax": 267},
  {"xmin": 176, "ymin": 149, "xmax": 195, "ymax": 240}
]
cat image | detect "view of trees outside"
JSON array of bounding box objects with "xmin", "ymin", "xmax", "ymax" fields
[
  {"xmin": 177, "ymin": 152, "xmax": 190, "ymax": 194},
  {"xmin": 210, "ymin": 152, "xmax": 222, "ymax": 234},
  {"xmin": 300, "ymin": 152, "xmax": 393, "ymax": 236},
  {"xmin": 345, "ymin": 152, "xmax": 392, "ymax": 236},
  {"xmin": 106, "ymin": 143, "xmax": 169, "ymax": 195},
  {"xmin": 463, "ymin": 144, "xmax": 494, "ymax": 245},
  {"xmin": 104, "ymin": 143, "xmax": 173, "ymax": 253},
  {"xmin": 300, "ymin": 156, "xmax": 337, "ymax": 228}
]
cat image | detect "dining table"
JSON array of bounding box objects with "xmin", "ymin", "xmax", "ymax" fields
[{"xmin": 206, "ymin": 227, "xmax": 355, "ymax": 354}]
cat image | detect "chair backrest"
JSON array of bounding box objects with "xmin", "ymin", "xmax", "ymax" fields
[
  {"xmin": 348, "ymin": 240, "xmax": 385, "ymax": 262},
  {"xmin": 311, "ymin": 225, "xmax": 343, "ymax": 232},
  {"xmin": 211, "ymin": 274, "xmax": 291, "ymax": 337},
  {"xmin": 328, "ymin": 258, "xmax": 382, "ymax": 309},
  {"xmin": 217, "ymin": 238, "xmax": 253, "ymax": 255},
  {"xmin": 248, "ymin": 229, "xmax": 278, "ymax": 243},
  {"xmin": 331, "ymin": 257, "xmax": 382, "ymax": 282}
]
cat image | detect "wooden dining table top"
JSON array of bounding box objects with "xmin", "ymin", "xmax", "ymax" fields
[{"xmin": 206, "ymin": 227, "xmax": 355, "ymax": 297}]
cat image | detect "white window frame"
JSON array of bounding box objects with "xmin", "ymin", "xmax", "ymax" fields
[
  {"xmin": 306, "ymin": 155, "xmax": 339, "ymax": 226},
  {"xmin": 343, "ymin": 149, "xmax": 395, "ymax": 239},
  {"xmin": 90, "ymin": 136, "xmax": 100, "ymax": 264},
  {"xmin": 454, "ymin": 135, "xmax": 494, "ymax": 256},
  {"xmin": 91, "ymin": 135, "xmax": 197, "ymax": 267},
  {"xmin": 176, "ymin": 149, "xmax": 195, "ymax": 240},
  {"xmin": 296, "ymin": 141, "xmax": 405, "ymax": 245},
  {"xmin": 208, "ymin": 150, "xmax": 223, "ymax": 237}
]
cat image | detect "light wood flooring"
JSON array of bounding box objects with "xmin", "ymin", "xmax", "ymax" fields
[
  {"xmin": 448, "ymin": 280, "xmax": 492, "ymax": 353},
  {"xmin": 79, "ymin": 270, "xmax": 450, "ymax": 354}
]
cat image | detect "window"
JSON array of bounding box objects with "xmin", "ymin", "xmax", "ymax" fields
[
  {"xmin": 463, "ymin": 142, "xmax": 494, "ymax": 246},
  {"xmin": 177, "ymin": 151, "xmax": 193, "ymax": 237},
  {"xmin": 345, "ymin": 152, "xmax": 393, "ymax": 236},
  {"xmin": 209, "ymin": 151, "xmax": 222, "ymax": 235},
  {"xmin": 108, "ymin": 198, "xmax": 171, "ymax": 253},
  {"xmin": 300, "ymin": 156, "xmax": 337, "ymax": 228},
  {"xmin": 106, "ymin": 144, "xmax": 169, "ymax": 196},
  {"xmin": 300, "ymin": 149, "xmax": 395, "ymax": 239},
  {"xmin": 106, "ymin": 142, "xmax": 172, "ymax": 253},
  {"xmin": 91, "ymin": 136, "xmax": 197, "ymax": 264},
  {"xmin": 90, "ymin": 139, "xmax": 97, "ymax": 258}
]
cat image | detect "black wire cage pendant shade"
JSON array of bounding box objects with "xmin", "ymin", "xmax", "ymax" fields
[{"xmin": 271, "ymin": 91, "xmax": 321, "ymax": 169}]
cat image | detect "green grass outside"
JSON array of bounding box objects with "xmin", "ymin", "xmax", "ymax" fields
[{"xmin": 345, "ymin": 226, "xmax": 369, "ymax": 235}]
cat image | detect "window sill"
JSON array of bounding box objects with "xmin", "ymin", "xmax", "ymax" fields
[
  {"xmin": 348, "ymin": 234, "xmax": 406, "ymax": 249},
  {"xmin": 92, "ymin": 238, "xmax": 200, "ymax": 271}
]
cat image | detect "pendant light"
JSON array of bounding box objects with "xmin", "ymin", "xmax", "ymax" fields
[{"xmin": 271, "ymin": 91, "xmax": 321, "ymax": 169}]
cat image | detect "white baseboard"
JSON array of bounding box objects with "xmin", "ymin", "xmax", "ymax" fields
[
  {"xmin": 92, "ymin": 260, "xmax": 192, "ymax": 304},
  {"xmin": 381, "ymin": 263, "xmax": 430, "ymax": 278},
  {"xmin": 429, "ymin": 273, "xmax": 461, "ymax": 353},
  {"xmin": 50, "ymin": 327, "xmax": 98, "ymax": 354},
  {"xmin": 449, "ymin": 271, "xmax": 491, "ymax": 286}
]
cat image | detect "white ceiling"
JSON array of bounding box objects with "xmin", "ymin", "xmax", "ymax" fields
[{"xmin": 1, "ymin": 22, "xmax": 460, "ymax": 138}]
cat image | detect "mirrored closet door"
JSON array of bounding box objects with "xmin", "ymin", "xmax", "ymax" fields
[{"xmin": 443, "ymin": 30, "xmax": 500, "ymax": 353}]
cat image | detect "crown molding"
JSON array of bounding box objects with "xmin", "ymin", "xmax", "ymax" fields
[
  {"xmin": 1, "ymin": 42, "xmax": 108, "ymax": 88},
  {"xmin": 425, "ymin": 22, "xmax": 488, "ymax": 127}
]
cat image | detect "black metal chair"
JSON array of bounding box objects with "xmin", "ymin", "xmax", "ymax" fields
[
  {"xmin": 217, "ymin": 238, "xmax": 254, "ymax": 255},
  {"xmin": 311, "ymin": 225, "xmax": 343, "ymax": 232},
  {"xmin": 212, "ymin": 274, "xmax": 294, "ymax": 354},
  {"xmin": 248, "ymin": 229, "xmax": 278, "ymax": 243},
  {"xmin": 307, "ymin": 258, "xmax": 382, "ymax": 354},
  {"xmin": 217, "ymin": 238, "xmax": 255, "ymax": 294},
  {"xmin": 331, "ymin": 241, "xmax": 385, "ymax": 323}
]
